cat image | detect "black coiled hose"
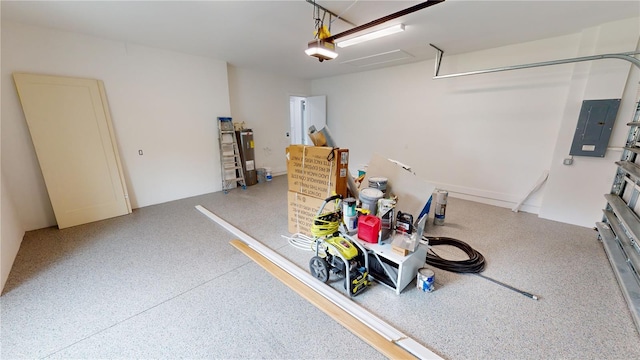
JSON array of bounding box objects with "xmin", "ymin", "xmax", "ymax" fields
[
  {"xmin": 423, "ymin": 236, "xmax": 486, "ymax": 273},
  {"xmin": 422, "ymin": 236, "xmax": 540, "ymax": 300}
]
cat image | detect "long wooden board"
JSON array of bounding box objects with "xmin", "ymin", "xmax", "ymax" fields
[{"xmin": 229, "ymin": 239, "xmax": 416, "ymax": 359}]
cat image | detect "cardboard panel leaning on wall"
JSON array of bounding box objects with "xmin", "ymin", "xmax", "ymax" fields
[{"xmin": 363, "ymin": 154, "xmax": 436, "ymax": 222}]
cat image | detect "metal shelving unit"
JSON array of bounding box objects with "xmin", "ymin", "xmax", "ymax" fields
[{"xmin": 598, "ymin": 99, "xmax": 640, "ymax": 333}]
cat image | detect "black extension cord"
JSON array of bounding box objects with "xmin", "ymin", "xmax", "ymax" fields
[
  {"xmin": 422, "ymin": 235, "xmax": 539, "ymax": 300},
  {"xmin": 423, "ymin": 236, "xmax": 486, "ymax": 273}
]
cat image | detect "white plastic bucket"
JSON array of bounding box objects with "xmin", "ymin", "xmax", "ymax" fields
[
  {"xmin": 368, "ymin": 177, "xmax": 388, "ymax": 194},
  {"xmin": 359, "ymin": 188, "xmax": 384, "ymax": 215}
]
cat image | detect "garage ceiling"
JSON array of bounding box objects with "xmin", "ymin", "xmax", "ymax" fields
[{"xmin": 2, "ymin": 1, "xmax": 639, "ymax": 80}]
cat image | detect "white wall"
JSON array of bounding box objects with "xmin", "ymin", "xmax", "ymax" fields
[
  {"xmin": 313, "ymin": 34, "xmax": 578, "ymax": 214},
  {"xmin": 0, "ymin": 23, "xmax": 313, "ymax": 293},
  {"xmin": 313, "ymin": 17, "xmax": 640, "ymax": 227},
  {"xmin": 1, "ymin": 22, "xmax": 231, "ymax": 231},
  {"xmin": 1, "ymin": 172, "xmax": 25, "ymax": 293},
  {"xmin": 227, "ymin": 66, "xmax": 310, "ymax": 175},
  {"xmin": 539, "ymin": 18, "xmax": 640, "ymax": 226}
]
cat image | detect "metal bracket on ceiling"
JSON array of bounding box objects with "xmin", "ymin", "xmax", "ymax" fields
[
  {"xmin": 325, "ymin": 0, "xmax": 445, "ymax": 43},
  {"xmin": 429, "ymin": 44, "xmax": 640, "ymax": 79},
  {"xmin": 306, "ymin": 0, "xmax": 356, "ymax": 27},
  {"xmin": 430, "ymin": 43, "xmax": 444, "ymax": 77}
]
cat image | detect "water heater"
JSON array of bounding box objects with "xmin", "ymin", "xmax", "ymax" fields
[{"xmin": 235, "ymin": 130, "xmax": 257, "ymax": 186}]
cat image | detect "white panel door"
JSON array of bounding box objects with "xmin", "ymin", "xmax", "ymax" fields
[
  {"xmin": 304, "ymin": 95, "xmax": 326, "ymax": 145},
  {"xmin": 289, "ymin": 96, "xmax": 305, "ymax": 145},
  {"xmin": 13, "ymin": 73, "xmax": 131, "ymax": 229}
]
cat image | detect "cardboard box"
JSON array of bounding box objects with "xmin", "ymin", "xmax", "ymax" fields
[
  {"xmin": 287, "ymin": 191, "xmax": 336, "ymax": 237},
  {"xmin": 391, "ymin": 235, "xmax": 418, "ymax": 257},
  {"xmin": 391, "ymin": 245, "xmax": 410, "ymax": 257},
  {"xmin": 286, "ymin": 145, "xmax": 349, "ymax": 199}
]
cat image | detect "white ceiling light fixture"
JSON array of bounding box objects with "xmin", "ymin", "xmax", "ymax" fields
[
  {"xmin": 305, "ymin": 1, "xmax": 443, "ymax": 63},
  {"xmin": 305, "ymin": 39, "xmax": 338, "ymax": 62},
  {"xmin": 336, "ymin": 24, "xmax": 405, "ymax": 48},
  {"xmin": 305, "ymin": 0, "xmax": 340, "ymax": 62}
]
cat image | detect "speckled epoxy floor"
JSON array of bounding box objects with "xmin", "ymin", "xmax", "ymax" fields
[{"xmin": 2, "ymin": 175, "xmax": 639, "ymax": 359}]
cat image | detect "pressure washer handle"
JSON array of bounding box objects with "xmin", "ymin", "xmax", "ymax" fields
[
  {"xmin": 324, "ymin": 194, "xmax": 343, "ymax": 203},
  {"xmin": 316, "ymin": 194, "xmax": 344, "ymax": 216}
]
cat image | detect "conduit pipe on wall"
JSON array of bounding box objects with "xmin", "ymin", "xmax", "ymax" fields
[
  {"xmin": 195, "ymin": 205, "xmax": 442, "ymax": 360},
  {"xmin": 430, "ymin": 44, "xmax": 640, "ymax": 78}
]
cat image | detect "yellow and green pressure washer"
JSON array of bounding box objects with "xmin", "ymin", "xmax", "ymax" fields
[{"xmin": 309, "ymin": 195, "xmax": 371, "ymax": 297}]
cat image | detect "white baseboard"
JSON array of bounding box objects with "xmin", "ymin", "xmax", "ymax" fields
[
  {"xmin": 428, "ymin": 182, "xmax": 542, "ymax": 215},
  {"xmin": 276, "ymin": 170, "xmax": 542, "ymax": 214}
]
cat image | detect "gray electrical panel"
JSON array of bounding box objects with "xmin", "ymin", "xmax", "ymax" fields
[{"xmin": 569, "ymin": 99, "xmax": 621, "ymax": 157}]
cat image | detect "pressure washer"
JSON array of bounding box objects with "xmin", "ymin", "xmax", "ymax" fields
[{"xmin": 308, "ymin": 195, "xmax": 371, "ymax": 297}]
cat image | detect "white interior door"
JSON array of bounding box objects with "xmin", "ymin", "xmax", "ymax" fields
[
  {"xmin": 303, "ymin": 95, "xmax": 326, "ymax": 145},
  {"xmin": 13, "ymin": 73, "xmax": 131, "ymax": 229},
  {"xmin": 289, "ymin": 96, "xmax": 305, "ymax": 145}
]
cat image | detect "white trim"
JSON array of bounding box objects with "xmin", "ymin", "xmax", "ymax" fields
[
  {"xmin": 195, "ymin": 205, "xmax": 442, "ymax": 360},
  {"xmin": 429, "ymin": 181, "xmax": 542, "ymax": 214}
]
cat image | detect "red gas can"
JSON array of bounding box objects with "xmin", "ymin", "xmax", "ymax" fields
[{"xmin": 357, "ymin": 215, "xmax": 381, "ymax": 243}]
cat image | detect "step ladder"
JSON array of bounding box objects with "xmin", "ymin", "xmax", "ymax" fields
[{"xmin": 217, "ymin": 117, "xmax": 246, "ymax": 193}]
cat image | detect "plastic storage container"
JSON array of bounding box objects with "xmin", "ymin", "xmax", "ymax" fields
[
  {"xmin": 357, "ymin": 215, "xmax": 381, "ymax": 244},
  {"xmin": 256, "ymin": 168, "xmax": 266, "ymax": 183}
]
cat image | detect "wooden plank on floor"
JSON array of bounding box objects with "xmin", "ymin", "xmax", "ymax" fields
[{"xmin": 229, "ymin": 239, "xmax": 417, "ymax": 360}]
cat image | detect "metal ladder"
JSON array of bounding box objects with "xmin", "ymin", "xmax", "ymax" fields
[
  {"xmin": 217, "ymin": 117, "xmax": 246, "ymax": 193},
  {"xmin": 597, "ymin": 95, "xmax": 640, "ymax": 333}
]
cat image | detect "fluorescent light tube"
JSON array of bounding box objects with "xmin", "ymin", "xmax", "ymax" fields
[
  {"xmin": 305, "ymin": 46, "xmax": 338, "ymax": 59},
  {"xmin": 336, "ymin": 24, "xmax": 405, "ymax": 48}
]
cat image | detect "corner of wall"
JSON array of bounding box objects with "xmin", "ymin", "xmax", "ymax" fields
[{"xmin": 227, "ymin": 66, "xmax": 311, "ymax": 175}]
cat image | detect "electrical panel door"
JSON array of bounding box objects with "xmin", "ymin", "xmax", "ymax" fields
[{"xmin": 569, "ymin": 99, "xmax": 621, "ymax": 157}]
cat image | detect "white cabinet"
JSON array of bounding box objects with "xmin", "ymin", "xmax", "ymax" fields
[{"xmin": 357, "ymin": 239, "xmax": 427, "ymax": 295}]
